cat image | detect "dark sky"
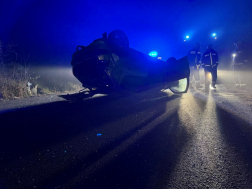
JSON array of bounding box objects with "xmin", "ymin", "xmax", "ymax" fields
[{"xmin": 1, "ymin": 0, "xmax": 252, "ymax": 66}]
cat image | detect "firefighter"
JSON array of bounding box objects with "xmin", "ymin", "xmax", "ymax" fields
[
  {"xmin": 201, "ymin": 44, "xmax": 219, "ymax": 90},
  {"xmin": 187, "ymin": 43, "xmax": 202, "ymax": 88},
  {"xmin": 232, "ymin": 40, "xmax": 249, "ymax": 88}
]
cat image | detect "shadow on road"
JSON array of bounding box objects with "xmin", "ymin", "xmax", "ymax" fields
[
  {"xmin": 42, "ymin": 104, "xmax": 191, "ymax": 189},
  {"xmin": 2, "ymin": 89, "xmax": 252, "ymax": 188},
  {"xmin": 192, "ymin": 92, "xmax": 252, "ymax": 173},
  {"xmin": 0, "ymin": 90, "xmax": 182, "ymax": 185},
  {"xmin": 216, "ymin": 107, "xmax": 252, "ymax": 184},
  {"xmin": 191, "ymin": 92, "xmax": 252, "ymax": 187},
  {"xmin": 0, "ymin": 92, "xmax": 121, "ymax": 161}
]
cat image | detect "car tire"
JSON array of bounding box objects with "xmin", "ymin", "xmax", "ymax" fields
[{"xmin": 108, "ymin": 30, "xmax": 129, "ymax": 48}]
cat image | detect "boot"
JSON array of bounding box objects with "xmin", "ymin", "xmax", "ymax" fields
[{"xmin": 211, "ymin": 83, "xmax": 216, "ymax": 89}]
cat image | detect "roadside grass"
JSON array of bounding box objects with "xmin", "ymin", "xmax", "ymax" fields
[
  {"xmin": 0, "ymin": 75, "xmax": 30, "ymax": 99},
  {"xmin": 0, "ymin": 40, "xmax": 83, "ymax": 100},
  {"xmin": 0, "ymin": 63, "xmax": 30, "ymax": 100},
  {"xmin": 0, "ymin": 65, "xmax": 83, "ymax": 100}
]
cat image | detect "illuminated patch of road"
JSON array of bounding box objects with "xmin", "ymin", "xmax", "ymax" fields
[
  {"xmin": 166, "ymin": 92, "xmax": 251, "ymax": 188},
  {"xmin": 192, "ymin": 85, "xmax": 252, "ymax": 124}
]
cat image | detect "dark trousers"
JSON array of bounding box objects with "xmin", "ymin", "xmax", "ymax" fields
[
  {"xmin": 190, "ymin": 68, "xmax": 200, "ymax": 81},
  {"xmin": 204, "ymin": 66, "xmax": 217, "ymax": 84}
]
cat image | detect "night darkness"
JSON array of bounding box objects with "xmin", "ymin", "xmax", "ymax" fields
[
  {"xmin": 3, "ymin": 1, "xmax": 252, "ymax": 188},
  {"xmin": 1, "ymin": 0, "xmax": 252, "ymax": 66}
]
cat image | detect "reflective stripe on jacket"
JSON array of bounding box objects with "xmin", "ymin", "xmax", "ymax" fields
[
  {"xmin": 187, "ymin": 50, "xmax": 201, "ymax": 67},
  {"xmin": 201, "ymin": 49, "xmax": 218, "ymax": 67}
]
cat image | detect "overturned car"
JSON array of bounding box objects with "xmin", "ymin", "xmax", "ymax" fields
[{"xmin": 71, "ymin": 30, "xmax": 190, "ymax": 94}]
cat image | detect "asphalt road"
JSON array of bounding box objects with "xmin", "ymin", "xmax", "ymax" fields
[{"xmin": 1, "ymin": 88, "xmax": 252, "ymax": 189}]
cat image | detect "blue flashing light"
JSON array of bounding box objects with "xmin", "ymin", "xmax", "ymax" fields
[
  {"xmin": 186, "ymin": 35, "xmax": 189, "ymax": 39},
  {"xmin": 212, "ymin": 33, "xmax": 216, "ymax": 37},
  {"xmin": 97, "ymin": 133, "xmax": 102, "ymax": 136},
  {"xmin": 148, "ymin": 51, "xmax": 158, "ymax": 57}
]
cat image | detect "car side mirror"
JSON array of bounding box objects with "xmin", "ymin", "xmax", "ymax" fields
[
  {"xmin": 169, "ymin": 77, "xmax": 189, "ymax": 93},
  {"xmin": 168, "ymin": 56, "xmax": 190, "ymax": 93}
]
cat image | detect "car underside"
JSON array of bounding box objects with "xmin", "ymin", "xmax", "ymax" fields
[{"xmin": 71, "ymin": 30, "xmax": 190, "ymax": 94}]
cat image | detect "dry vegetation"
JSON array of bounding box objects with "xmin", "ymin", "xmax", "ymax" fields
[
  {"xmin": 0, "ymin": 40, "xmax": 82, "ymax": 100},
  {"xmin": 0, "ymin": 63, "xmax": 31, "ymax": 99}
]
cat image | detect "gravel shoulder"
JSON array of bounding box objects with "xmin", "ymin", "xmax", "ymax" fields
[{"xmin": 0, "ymin": 94, "xmax": 66, "ymax": 114}]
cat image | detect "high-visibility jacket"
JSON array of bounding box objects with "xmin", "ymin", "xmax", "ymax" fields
[
  {"xmin": 201, "ymin": 49, "xmax": 218, "ymax": 67},
  {"xmin": 187, "ymin": 49, "xmax": 201, "ymax": 67}
]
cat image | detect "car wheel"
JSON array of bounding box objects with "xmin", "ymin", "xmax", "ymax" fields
[{"xmin": 108, "ymin": 30, "xmax": 129, "ymax": 48}]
